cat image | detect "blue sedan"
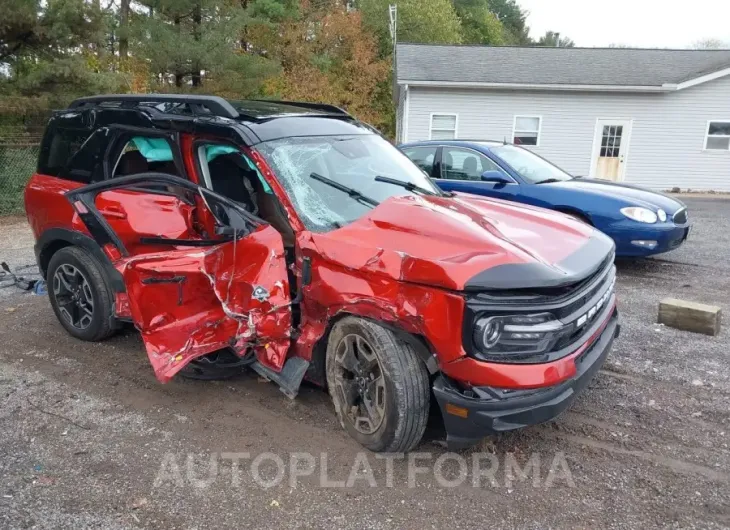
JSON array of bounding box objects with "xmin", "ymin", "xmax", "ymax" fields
[{"xmin": 399, "ymin": 140, "xmax": 691, "ymax": 257}]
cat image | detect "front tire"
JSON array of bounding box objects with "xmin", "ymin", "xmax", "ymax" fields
[
  {"xmin": 47, "ymin": 246, "xmax": 117, "ymax": 342},
  {"xmin": 326, "ymin": 317, "xmax": 430, "ymax": 453}
]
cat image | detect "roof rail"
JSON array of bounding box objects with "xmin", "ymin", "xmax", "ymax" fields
[
  {"xmin": 250, "ymin": 99, "xmax": 351, "ymax": 117},
  {"xmin": 68, "ymin": 94, "xmax": 239, "ymax": 119}
]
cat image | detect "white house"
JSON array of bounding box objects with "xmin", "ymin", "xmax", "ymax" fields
[{"xmin": 395, "ymin": 44, "xmax": 730, "ymax": 192}]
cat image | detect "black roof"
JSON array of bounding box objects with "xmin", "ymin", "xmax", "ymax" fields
[
  {"xmin": 69, "ymin": 94, "xmax": 351, "ymax": 121},
  {"xmin": 65, "ymin": 94, "xmax": 371, "ymax": 144}
]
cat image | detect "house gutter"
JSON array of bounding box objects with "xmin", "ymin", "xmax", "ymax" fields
[{"xmin": 398, "ymin": 80, "xmax": 675, "ymax": 93}]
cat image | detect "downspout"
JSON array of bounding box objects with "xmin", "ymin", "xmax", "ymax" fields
[{"xmin": 403, "ymin": 84, "xmax": 410, "ymax": 143}]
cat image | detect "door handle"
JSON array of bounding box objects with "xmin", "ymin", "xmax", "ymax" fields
[{"xmin": 99, "ymin": 207, "xmax": 127, "ymax": 220}]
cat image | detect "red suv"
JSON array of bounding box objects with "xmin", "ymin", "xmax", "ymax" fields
[{"xmin": 25, "ymin": 94, "xmax": 619, "ymax": 452}]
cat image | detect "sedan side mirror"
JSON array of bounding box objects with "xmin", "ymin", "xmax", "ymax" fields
[{"xmin": 481, "ymin": 170, "xmax": 512, "ymax": 183}]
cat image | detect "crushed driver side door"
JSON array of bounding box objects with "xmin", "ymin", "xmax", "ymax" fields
[{"xmin": 66, "ymin": 173, "xmax": 292, "ymax": 383}]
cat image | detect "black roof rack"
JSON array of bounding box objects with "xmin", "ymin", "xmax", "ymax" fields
[
  {"xmin": 68, "ymin": 94, "xmax": 240, "ymax": 119},
  {"xmin": 249, "ymin": 99, "xmax": 351, "ymax": 117}
]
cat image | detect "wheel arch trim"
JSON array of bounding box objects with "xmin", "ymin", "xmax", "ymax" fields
[{"xmin": 35, "ymin": 228, "xmax": 126, "ymax": 292}]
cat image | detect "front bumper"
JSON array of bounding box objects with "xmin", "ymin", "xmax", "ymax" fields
[
  {"xmin": 433, "ymin": 307, "xmax": 620, "ymax": 450},
  {"xmin": 611, "ymin": 224, "xmax": 691, "ymax": 257}
]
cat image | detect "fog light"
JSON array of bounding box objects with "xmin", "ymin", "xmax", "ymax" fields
[{"xmin": 631, "ymin": 240, "xmax": 658, "ymax": 249}]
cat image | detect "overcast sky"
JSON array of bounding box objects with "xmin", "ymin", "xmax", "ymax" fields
[{"xmin": 519, "ymin": 0, "xmax": 730, "ymax": 48}]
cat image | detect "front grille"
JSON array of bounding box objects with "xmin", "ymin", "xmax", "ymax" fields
[
  {"xmin": 552, "ymin": 273, "xmax": 615, "ymax": 351},
  {"xmin": 673, "ymin": 208, "xmax": 688, "ymax": 225}
]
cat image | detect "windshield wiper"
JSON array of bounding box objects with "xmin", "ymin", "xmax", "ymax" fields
[
  {"xmin": 534, "ymin": 178, "xmax": 562, "ymax": 185},
  {"xmin": 309, "ymin": 172, "xmax": 380, "ymax": 208},
  {"xmin": 374, "ymin": 175, "xmax": 442, "ymax": 196}
]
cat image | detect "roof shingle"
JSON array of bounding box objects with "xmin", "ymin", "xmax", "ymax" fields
[{"xmin": 396, "ymin": 44, "xmax": 730, "ymax": 87}]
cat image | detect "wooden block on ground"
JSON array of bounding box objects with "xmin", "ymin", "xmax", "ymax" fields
[{"xmin": 658, "ymin": 298, "xmax": 722, "ymax": 336}]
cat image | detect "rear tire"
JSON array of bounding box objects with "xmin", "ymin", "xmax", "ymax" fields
[
  {"xmin": 47, "ymin": 246, "xmax": 117, "ymax": 342},
  {"xmin": 326, "ymin": 317, "xmax": 430, "ymax": 453}
]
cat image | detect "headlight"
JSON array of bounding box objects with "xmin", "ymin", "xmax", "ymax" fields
[
  {"xmin": 657, "ymin": 209, "xmax": 667, "ymax": 222},
  {"xmin": 473, "ymin": 312, "xmax": 564, "ymax": 357},
  {"xmin": 621, "ymin": 207, "xmax": 658, "ymax": 224}
]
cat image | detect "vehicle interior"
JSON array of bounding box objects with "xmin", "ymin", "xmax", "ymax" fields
[{"xmin": 112, "ymin": 136, "xmax": 296, "ymax": 248}]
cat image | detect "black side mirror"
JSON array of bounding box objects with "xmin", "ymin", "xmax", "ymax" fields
[{"xmin": 480, "ymin": 170, "xmax": 511, "ymax": 183}]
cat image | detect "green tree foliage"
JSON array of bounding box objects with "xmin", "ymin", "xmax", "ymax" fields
[
  {"xmin": 360, "ymin": 0, "xmax": 463, "ymax": 56},
  {"xmin": 0, "ymin": 0, "xmax": 45, "ymax": 63},
  {"xmin": 250, "ymin": 1, "xmax": 391, "ymax": 131},
  {"xmin": 537, "ymin": 31, "xmax": 574, "ymax": 48},
  {"xmin": 0, "ymin": 0, "xmax": 124, "ymax": 103},
  {"xmin": 1, "ymin": 0, "xmax": 550, "ymax": 138},
  {"xmin": 453, "ymin": 0, "xmax": 505, "ymax": 45},
  {"xmin": 487, "ymin": 0, "xmax": 530, "ymax": 44},
  {"xmin": 131, "ymin": 0, "xmax": 278, "ymax": 95}
]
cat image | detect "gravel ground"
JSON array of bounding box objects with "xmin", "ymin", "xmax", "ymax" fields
[{"xmin": 0, "ymin": 198, "xmax": 728, "ymax": 529}]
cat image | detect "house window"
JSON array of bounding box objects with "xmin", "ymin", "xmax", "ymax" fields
[
  {"xmin": 705, "ymin": 121, "xmax": 730, "ymax": 150},
  {"xmin": 430, "ymin": 114, "xmax": 457, "ymax": 140},
  {"xmin": 513, "ymin": 116, "xmax": 541, "ymax": 146}
]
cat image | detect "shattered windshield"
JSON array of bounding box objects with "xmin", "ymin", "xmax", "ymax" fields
[{"xmin": 256, "ymin": 134, "xmax": 441, "ymax": 231}]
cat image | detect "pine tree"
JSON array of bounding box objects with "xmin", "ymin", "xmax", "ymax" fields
[{"xmin": 131, "ymin": 0, "xmax": 278, "ymax": 95}]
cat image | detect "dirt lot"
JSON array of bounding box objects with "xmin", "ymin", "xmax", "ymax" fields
[{"xmin": 1, "ymin": 198, "xmax": 729, "ymax": 529}]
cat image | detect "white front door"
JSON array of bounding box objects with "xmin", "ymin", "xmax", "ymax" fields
[{"xmin": 590, "ymin": 119, "xmax": 633, "ymax": 181}]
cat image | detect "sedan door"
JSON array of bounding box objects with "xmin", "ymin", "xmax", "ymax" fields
[
  {"xmin": 434, "ymin": 146, "xmax": 520, "ymax": 200},
  {"xmin": 65, "ymin": 173, "xmax": 292, "ymax": 383}
]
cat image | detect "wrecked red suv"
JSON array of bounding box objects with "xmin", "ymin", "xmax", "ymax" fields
[{"xmin": 25, "ymin": 95, "xmax": 619, "ymax": 452}]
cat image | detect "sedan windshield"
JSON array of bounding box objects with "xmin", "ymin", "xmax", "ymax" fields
[
  {"xmin": 490, "ymin": 145, "xmax": 573, "ymax": 184},
  {"xmin": 256, "ymin": 134, "xmax": 442, "ymax": 231}
]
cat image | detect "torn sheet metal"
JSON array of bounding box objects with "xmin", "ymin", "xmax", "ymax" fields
[{"xmin": 120, "ymin": 226, "xmax": 291, "ymax": 383}]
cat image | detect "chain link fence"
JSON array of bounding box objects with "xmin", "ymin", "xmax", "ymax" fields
[
  {"xmin": 0, "ymin": 112, "xmax": 48, "ymax": 215},
  {"xmin": 0, "ymin": 140, "xmax": 40, "ymax": 215}
]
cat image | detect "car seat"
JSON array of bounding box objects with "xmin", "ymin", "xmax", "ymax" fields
[
  {"xmin": 463, "ymin": 156, "xmax": 479, "ymax": 179},
  {"xmin": 116, "ymin": 150, "xmax": 149, "ymax": 176}
]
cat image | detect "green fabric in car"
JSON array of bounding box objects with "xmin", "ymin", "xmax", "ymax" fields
[
  {"xmin": 131, "ymin": 137, "xmax": 174, "ymax": 162},
  {"xmin": 205, "ymin": 145, "xmax": 238, "ymax": 161}
]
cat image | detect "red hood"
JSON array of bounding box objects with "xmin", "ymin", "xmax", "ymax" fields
[{"xmin": 306, "ymin": 193, "xmax": 609, "ymax": 291}]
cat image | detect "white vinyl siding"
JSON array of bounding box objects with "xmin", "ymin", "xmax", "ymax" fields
[
  {"xmin": 430, "ymin": 114, "xmax": 457, "ymax": 140},
  {"xmin": 705, "ymin": 120, "xmax": 730, "ymax": 151},
  {"xmin": 404, "ymin": 75, "xmax": 730, "ymax": 192}
]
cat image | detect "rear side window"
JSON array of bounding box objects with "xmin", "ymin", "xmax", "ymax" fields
[
  {"xmin": 112, "ymin": 136, "xmax": 181, "ymax": 178},
  {"xmin": 38, "ymin": 127, "xmax": 94, "ymax": 182},
  {"xmin": 402, "ymin": 146, "xmax": 437, "ymax": 176}
]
